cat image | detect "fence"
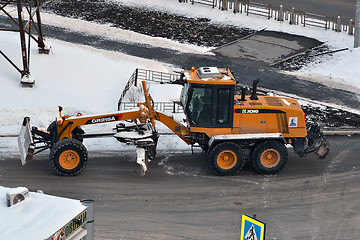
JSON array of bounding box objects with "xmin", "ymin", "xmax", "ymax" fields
[
  {"xmin": 246, "ymin": 2, "xmax": 271, "ymax": 19},
  {"xmin": 119, "ymin": 101, "xmax": 184, "ymax": 113},
  {"xmin": 182, "ymin": 0, "xmax": 355, "ymax": 35},
  {"xmin": 118, "ymin": 68, "xmax": 181, "ymax": 110},
  {"xmin": 190, "ymin": 0, "xmax": 217, "ymax": 8},
  {"xmin": 135, "ymin": 68, "xmax": 180, "ymax": 85}
]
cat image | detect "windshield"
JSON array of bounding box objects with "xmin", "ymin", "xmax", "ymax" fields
[
  {"xmin": 187, "ymin": 86, "xmax": 213, "ymax": 127},
  {"xmin": 180, "ymin": 83, "xmax": 190, "ymax": 109}
]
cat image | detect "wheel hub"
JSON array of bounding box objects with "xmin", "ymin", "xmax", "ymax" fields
[
  {"xmin": 59, "ymin": 150, "xmax": 80, "ymax": 170},
  {"xmin": 217, "ymin": 150, "xmax": 237, "ymax": 169},
  {"xmin": 260, "ymin": 149, "xmax": 280, "ymax": 168}
]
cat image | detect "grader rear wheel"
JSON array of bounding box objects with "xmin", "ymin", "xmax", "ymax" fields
[
  {"xmin": 50, "ymin": 138, "xmax": 88, "ymax": 176},
  {"xmin": 208, "ymin": 142, "xmax": 244, "ymax": 176},
  {"xmin": 251, "ymin": 140, "xmax": 288, "ymax": 174}
]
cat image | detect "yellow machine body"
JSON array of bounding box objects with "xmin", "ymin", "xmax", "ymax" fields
[
  {"xmin": 181, "ymin": 67, "xmax": 307, "ymax": 143},
  {"xmin": 190, "ymin": 95, "xmax": 307, "ymax": 140},
  {"xmin": 20, "ymin": 67, "xmax": 328, "ymax": 176}
]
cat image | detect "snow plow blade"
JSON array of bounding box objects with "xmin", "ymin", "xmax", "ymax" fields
[
  {"xmin": 18, "ymin": 117, "xmax": 35, "ymax": 165},
  {"xmin": 114, "ymin": 122, "xmax": 158, "ymax": 176}
]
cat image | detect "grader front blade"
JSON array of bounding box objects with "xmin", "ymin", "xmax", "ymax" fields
[{"xmin": 18, "ymin": 117, "xmax": 35, "ymax": 165}]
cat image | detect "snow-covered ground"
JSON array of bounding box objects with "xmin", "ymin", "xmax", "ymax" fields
[
  {"xmin": 111, "ymin": 0, "xmax": 360, "ymax": 92},
  {"xmin": 38, "ymin": 0, "xmax": 360, "ymax": 92},
  {"xmin": 0, "ymin": 31, "xmax": 188, "ymax": 158},
  {"xmin": 287, "ymin": 48, "xmax": 360, "ymax": 92}
]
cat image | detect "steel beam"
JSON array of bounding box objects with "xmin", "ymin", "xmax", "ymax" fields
[
  {"xmin": 354, "ymin": 0, "xmax": 360, "ymax": 47},
  {"xmin": 0, "ymin": 0, "xmax": 50, "ymax": 86}
]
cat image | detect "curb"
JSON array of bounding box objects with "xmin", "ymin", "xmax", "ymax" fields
[{"xmin": 323, "ymin": 130, "xmax": 360, "ymax": 136}]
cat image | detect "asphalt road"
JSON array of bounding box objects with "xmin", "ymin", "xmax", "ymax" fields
[
  {"xmin": 1, "ymin": 4, "xmax": 360, "ymax": 239},
  {"xmin": 254, "ymin": 0, "xmax": 355, "ymax": 22},
  {"xmin": 1, "ymin": 135, "xmax": 360, "ymax": 239}
]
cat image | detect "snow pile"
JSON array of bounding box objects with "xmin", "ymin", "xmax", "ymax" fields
[
  {"xmin": 0, "ymin": 186, "xmax": 86, "ymax": 240},
  {"xmin": 289, "ymin": 47, "xmax": 360, "ymax": 92}
]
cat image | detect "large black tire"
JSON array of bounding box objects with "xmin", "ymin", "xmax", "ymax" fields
[
  {"xmin": 50, "ymin": 138, "xmax": 88, "ymax": 176},
  {"xmin": 251, "ymin": 140, "xmax": 288, "ymax": 174},
  {"xmin": 208, "ymin": 142, "xmax": 244, "ymax": 176},
  {"xmin": 200, "ymin": 145, "xmax": 209, "ymax": 153},
  {"xmin": 47, "ymin": 120, "xmax": 57, "ymax": 133},
  {"xmin": 72, "ymin": 126, "xmax": 85, "ymax": 143},
  {"xmin": 47, "ymin": 120, "xmax": 57, "ymax": 144}
]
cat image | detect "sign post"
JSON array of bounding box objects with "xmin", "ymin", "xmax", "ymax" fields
[{"xmin": 240, "ymin": 215, "xmax": 266, "ymax": 240}]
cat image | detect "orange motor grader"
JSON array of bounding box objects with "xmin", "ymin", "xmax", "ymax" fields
[{"xmin": 18, "ymin": 67, "xmax": 329, "ymax": 176}]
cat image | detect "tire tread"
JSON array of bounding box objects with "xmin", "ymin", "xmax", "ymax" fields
[{"xmin": 50, "ymin": 138, "xmax": 88, "ymax": 176}]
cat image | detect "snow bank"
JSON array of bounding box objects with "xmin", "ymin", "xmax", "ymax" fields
[
  {"xmin": 113, "ymin": 0, "xmax": 354, "ymax": 48},
  {"xmin": 0, "ymin": 6, "xmax": 211, "ymax": 55},
  {"xmin": 288, "ymin": 47, "xmax": 360, "ymax": 93}
]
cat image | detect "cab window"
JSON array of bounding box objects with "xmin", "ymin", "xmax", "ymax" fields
[
  {"xmin": 188, "ymin": 87, "xmax": 213, "ymax": 127},
  {"xmin": 216, "ymin": 89, "xmax": 231, "ymax": 125}
]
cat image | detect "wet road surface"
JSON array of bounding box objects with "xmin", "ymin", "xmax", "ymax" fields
[{"xmin": 1, "ymin": 135, "xmax": 360, "ymax": 239}]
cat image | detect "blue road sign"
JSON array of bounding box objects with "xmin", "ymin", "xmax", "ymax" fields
[{"xmin": 240, "ymin": 215, "xmax": 266, "ymax": 240}]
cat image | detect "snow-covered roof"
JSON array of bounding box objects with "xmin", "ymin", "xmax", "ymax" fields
[{"xmin": 0, "ymin": 186, "xmax": 86, "ymax": 240}]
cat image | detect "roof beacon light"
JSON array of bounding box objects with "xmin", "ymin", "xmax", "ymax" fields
[{"xmin": 191, "ymin": 67, "xmax": 195, "ymax": 71}]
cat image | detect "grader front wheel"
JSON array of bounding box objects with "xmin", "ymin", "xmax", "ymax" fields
[
  {"xmin": 50, "ymin": 138, "xmax": 88, "ymax": 176},
  {"xmin": 208, "ymin": 142, "xmax": 244, "ymax": 176}
]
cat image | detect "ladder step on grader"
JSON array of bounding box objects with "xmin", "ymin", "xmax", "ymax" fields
[{"xmin": 18, "ymin": 67, "xmax": 329, "ymax": 176}]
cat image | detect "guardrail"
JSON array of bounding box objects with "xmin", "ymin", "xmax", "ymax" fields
[
  {"xmin": 136, "ymin": 68, "xmax": 180, "ymax": 84},
  {"xmin": 118, "ymin": 68, "xmax": 181, "ymax": 110},
  {"xmin": 180, "ymin": 0, "xmax": 355, "ymax": 35},
  {"xmin": 190, "ymin": 0, "xmax": 217, "ymax": 8},
  {"xmin": 119, "ymin": 101, "xmax": 184, "ymax": 113},
  {"xmin": 246, "ymin": 2, "xmax": 271, "ymax": 19}
]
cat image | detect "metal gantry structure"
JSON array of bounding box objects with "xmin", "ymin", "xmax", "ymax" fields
[
  {"xmin": 0, "ymin": 0, "xmax": 50, "ymax": 86},
  {"xmin": 355, "ymin": 0, "xmax": 360, "ymax": 47}
]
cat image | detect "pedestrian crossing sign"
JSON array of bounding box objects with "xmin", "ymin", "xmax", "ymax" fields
[{"xmin": 240, "ymin": 215, "xmax": 266, "ymax": 240}]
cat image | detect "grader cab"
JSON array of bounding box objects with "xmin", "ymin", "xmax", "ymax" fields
[{"xmin": 18, "ymin": 67, "xmax": 329, "ymax": 176}]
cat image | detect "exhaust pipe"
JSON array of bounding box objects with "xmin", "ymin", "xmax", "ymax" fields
[
  {"xmin": 250, "ymin": 78, "xmax": 260, "ymax": 100},
  {"xmin": 240, "ymin": 87, "xmax": 247, "ymax": 101}
]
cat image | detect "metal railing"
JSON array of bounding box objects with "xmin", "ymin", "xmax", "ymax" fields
[
  {"xmin": 304, "ymin": 13, "xmax": 331, "ymax": 29},
  {"xmin": 118, "ymin": 69, "xmax": 137, "ymax": 107},
  {"xmin": 119, "ymin": 101, "xmax": 184, "ymax": 113},
  {"xmin": 191, "ymin": 0, "xmax": 217, "ymax": 8},
  {"xmin": 118, "ymin": 68, "xmax": 181, "ymax": 110},
  {"xmin": 136, "ymin": 68, "xmax": 180, "ymax": 84},
  {"xmin": 246, "ymin": 1, "xmax": 272, "ymax": 19},
  {"xmin": 180, "ymin": 0, "xmax": 355, "ymax": 35}
]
